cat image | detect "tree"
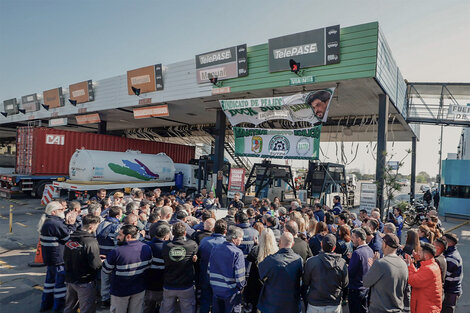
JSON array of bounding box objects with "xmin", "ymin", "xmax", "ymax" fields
[
  {"xmin": 416, "ymin": 171, "xmax": 430, "ymax": 183},
  {"xmin": 378, "ymin": 150, "xmax": 411, "ymax": 218}
]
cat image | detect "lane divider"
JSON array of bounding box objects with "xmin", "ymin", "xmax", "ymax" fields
[
  {"xmin": 15, "ymin": 222, "xmax": 27, "ymax": 228},
  {"xmin": 0, "ymin": 260, "xmax": 14, "ymax": 269}
]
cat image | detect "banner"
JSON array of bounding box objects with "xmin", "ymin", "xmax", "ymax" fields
[
  {"xmin": 447, "ymin": 104, "xmax": 470, "ymax": 121},
  {"xmin": 360, "ymin": 183, "xmax": 377, "ymax": 212},
  {"xmin": 228, "ymin": 168, "xmax": 246, "ymax": 198},
  {"xmin": 233, "ymin": 126, "xmax": 321, "ymax": 160},
  {"xmin": 220, "ymin": 88, "xmax": 334, "ymax": 126}
]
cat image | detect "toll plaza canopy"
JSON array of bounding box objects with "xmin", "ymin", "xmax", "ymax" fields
[{"xmin": 0, "ymin": 21, "xmax": 419, "ymax": 145}]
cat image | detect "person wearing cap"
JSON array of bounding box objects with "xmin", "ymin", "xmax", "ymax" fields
[
  {"xmin": 363, "ymin": 233, "xmax": 408, "ymax": 312},
  {"xmin": 348, "ymin": 228, "xmax": 374, "ymax": 313},
  {"xmin": 442, "ymin": 233, "xmax": 463, "ymax": 313},
  {"xmin": 258, "ymin": 232, "xmax": 303, "ymax": 313},
  {"xmin": 303, "ymin": 233, "xmax": 348, "ymax": 313},
  {"xmin": 39, "ymin": 201, "xmax": 77, "ymax": 312},
  {"xmin": 404, "ymin": 242, "xmax": 442, "ymax": 313}
]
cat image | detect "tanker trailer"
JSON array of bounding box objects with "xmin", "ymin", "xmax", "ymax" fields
[{"xmin": 53, "ymin": 149, "xmax": 189, "ymax": 200}]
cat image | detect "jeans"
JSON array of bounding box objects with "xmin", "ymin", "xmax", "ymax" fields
[
  {"xmin": 110, "ymin": 290, "xmax": 145, "ymax": 313},
  {"xmin": 199, "ymin": 284, "xmax": 213, "ymax": 313},
  {"xmin": 143, "ymin": 290, "xmax": 164, "ymax": 313},
  {"xmin": 41, "ymin": 265, "xmax": 66, "ymax": 311},
  {"xmin": 101, "ymin": 269, "xmax": 111, "ymax": 301},
  {"xmin": 441, "ymin": 293, "xmax": 459, "ymax": 313},
  {"xmin": 348, "ymin": 288, "xmax": 368, "ymax": 313}
]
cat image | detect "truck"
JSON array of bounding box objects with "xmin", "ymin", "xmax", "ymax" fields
[
  {"xmin": 53, "ymin": 149, "xmax": 212, "ymax": 200},
  {"xmin": 0, "ymin": 126, "xmax": 195, "ymax": 198}
]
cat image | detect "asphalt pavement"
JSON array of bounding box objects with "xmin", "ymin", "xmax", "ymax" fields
[{"xmin": 0, "ymin": 197, "xmax": 468, "ymax": 313}]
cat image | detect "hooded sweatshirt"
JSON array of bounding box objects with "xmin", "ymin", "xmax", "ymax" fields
[
  {"xmin": 363, "ymin": 254, "xmax": 408, "ymax": 313},
  {"xmin": 302, "ymin": 251, "xmax": 349, "ymax": 306}
]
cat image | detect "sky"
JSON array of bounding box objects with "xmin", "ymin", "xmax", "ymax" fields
[{"xmin": 0, "ymin": 0, "xmax": 469, "ymax": 176}]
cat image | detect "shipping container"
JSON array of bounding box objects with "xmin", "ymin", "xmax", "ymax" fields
[{"xmin": 16, "ymin": 126, "xmax": 195, "ymax": 175}]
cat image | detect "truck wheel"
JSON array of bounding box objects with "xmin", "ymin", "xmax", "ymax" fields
[{"xmin": 35, "ymin": 181, "xmax": 52, "ymax": 199}]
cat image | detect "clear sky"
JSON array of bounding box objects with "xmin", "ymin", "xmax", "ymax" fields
[{"xmin": 1, "ymin": 0, "xmax": 469, "ymax": 176}]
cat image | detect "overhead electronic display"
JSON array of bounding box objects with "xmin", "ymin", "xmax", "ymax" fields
[
  {"xmin": 268, "ymin": 25, "xmax": 340, "ymax": 72},
  {"xmin": 43, "ymin": 87, "xmax": 64, "ymax": 108},
  {"xmin": 127, "ymin": 64, "xmax": 163, "ymax": 95},
  {"xmin": 195, "ymin": 44, "xmax": 247, "ymax": 84},
  {"xmin": 69, "ymin": 80, "xmax": 94, "ymax": 104}
]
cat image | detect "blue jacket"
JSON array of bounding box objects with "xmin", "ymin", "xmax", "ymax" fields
[
  {"xmin": 368, "ymin": 232, "xmax": 383, "ymax": 258},
  {"xmin": 236, "ymin": 223, "xmax": 258, "ymax": 257},
  {"xmin": 348, "ymin": 244, "xmax": 374, "ymax": 290},
  {"xmin": 208, "ymin": 241, "xmax": 246, "ymax": 299},
  {"xmin": 314, "ymin": 209, "xmax": 325, "ymax": 222},
  {"xmin": 258, "ymin": 248, "xmax": 303, "ymax": 313},
  {"xmin": 331, "ymin": 203, "xmax": 342, "ymax": 215},
  {"xmin": 102, "ymin": 240, "xmax": 152, "ymax": 297},
  {"xmin": 96, "ymin": 217, "xmax": 121, "ymax": 256},
  {"xmin": 198, "ymin": 233, "xmax": 226, "ymax": 286},
  {"xmin": 40, "ymin": 215, "xmax": 73, "ymax": 266},
  {"xmin": 308, "ymin": 233, "xmax": 324, "ymax": 256},
  {"xmin": 444, "ymin": 246, "xmax": 463, "ymax": 295},
  {"xmin": 193, "ymin": 221, "xmax": 204, "ymax": 232},
  {"xmin": 146, "ymin": 238, "xmax": 166, "ymax": 291}
]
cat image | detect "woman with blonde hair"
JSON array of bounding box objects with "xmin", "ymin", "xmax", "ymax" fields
[
  {"xmin": 307, "ymin": 218, "xmax": 317, "ymax": 239},
  {"xmin": 244, "ymin": 228, "xmax": 279, "ymax": 313},
  {"xmin": 418, "ymin": 224, "xmax": 434, "ymax": 244}
]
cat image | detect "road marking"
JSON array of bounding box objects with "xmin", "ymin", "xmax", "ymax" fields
[
  {"xmin": 0, "ymin": 260, "xmax": 14, "ymax": 269},
  {"xmin": 25, "ymin": 212, "xmax": 33, "ymax": 216},
  {"xmin": 15, "ymin": 222, "xmax": 27, "ymax": 227},
  {"xmin": 7, "ymin": 199, "xmax": 26, "ymax": 206},
  {"xmin": 445, "ymin": 220, "xmax": 470, "ymax": 234},
  {"xmin": 32, "ymin": 284, "xmax": 44, "ymax": 291},
  {"xmin": 0, "ymin": 215, "xmax": 7, "ymax": 220}
]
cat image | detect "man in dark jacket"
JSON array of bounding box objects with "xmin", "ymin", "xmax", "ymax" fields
[
  {"xmin": 285, "ymin": 220, "xmax": 312, "ymax": 262},
  {"xmin": 303, "ymin": 234, "xmax": 348, "ymax": 312},
  {"xmin": 235, "ymin": 212, "xmax": 259, "ymax": 259},
  {"xmin": 144, "ymin": 223, "xmax": 171, "ymax": 313},
  {"xmin": 348, "ymin": 228, "xmax": 374, "ymax": 313},
  {"xmin": 258, "ymin": 232, "xmax": 303, "ymax": 313},
  {"xmin": 39, "ymin": 201, "xmax": 77, "ymax": 312},
  {"xmin": 228, "ymin": 192, "xmax": 244, "ymax": 211},
  {"xmin": 222, "ymin": 207, "xmax": 237, "ymax": 228},
  {"xmin": 443, "ymin": 233, "xmax": 463, "ymax": 313},
  {"xmin": 160, "ymin": 222, "xmax": 198, "ymax": 313},
  {"xmin": 367, "ymin": 218, "xmax": 383, "ymax": 258},
  {"xmin": 63, "ymin": 215, "xmax": 102, "ymax": 313}
]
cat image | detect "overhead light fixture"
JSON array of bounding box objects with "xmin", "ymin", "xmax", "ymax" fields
[
  {"xmin": 208, "ymin": 73, "xmax": 221, "ymax": 87},
  {"xmin": 131, "ymin": 86, "xmax": 141, "ymax": 96},
  {"xmin": 68, "ymin": 99, "xmax": 77, "ymax": 106},
  {"xmin": 18, "ymin": 109, "xmax": 26, "ymax": 114},
  {"xmin": 289, "ymin": 59, "xmax": 302, "ymax": 76},
  {"xmin": 1, "ymin": 112, "xmax": 7, "ymax": 117},
  {"xmin": 41, "ymin": 104, "xmax": 49, "ymax": 111}
]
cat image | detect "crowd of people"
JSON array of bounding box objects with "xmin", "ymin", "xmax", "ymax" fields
[{"xmin": 37, "ymin": 188, "xmax": 463, "ymax": 313}]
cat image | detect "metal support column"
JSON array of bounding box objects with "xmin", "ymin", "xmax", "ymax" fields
[
  {"xmin": 376, "ymin": 94, "xmax": 389, "ymax": 216},
  {"xmin": 214, "ymin": 110, "xmax": 226, "ymax": 202},
  {"xmin": 98, "ymin": 121, "xmax": 107, "ymax": 134},
  {"xmin": 438, "ymin": 125, "xmax": 444, "ymax": 193},
  {"xmin": 410, "ymin": 136, "xmax": 417, "ymax": 203}
]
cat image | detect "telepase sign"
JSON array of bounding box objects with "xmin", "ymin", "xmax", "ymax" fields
[
  {"xmin": 268, "ymin": 25, "xmax": 340, "ymax": 72},
  {"xmin": 195, "ymin": 44, "xmax": 248, "ymax": 83}
]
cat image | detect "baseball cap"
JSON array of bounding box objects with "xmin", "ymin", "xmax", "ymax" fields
[
  {"xmin": 383, "ymin": 234, "xmax": 400, "ymax": 249},
  {"xmin": 322, "ymin": 234, "xmax": 337, "ymax": 252},
  {"xmin": 443, "ymin": 233, "xmax": 458, "ymax": 244}
]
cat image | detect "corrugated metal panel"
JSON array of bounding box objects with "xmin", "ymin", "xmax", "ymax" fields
[
  {"xmin": 223, "ymin": 22, "xmax": 379, "ymax": 93},
  {"xmin": 17, "ymin": 127, "xmax": 195, "ymax": 175},
  {"xmin": 376, "ymin": 28, "xmax": 408, "ymax": 118}
]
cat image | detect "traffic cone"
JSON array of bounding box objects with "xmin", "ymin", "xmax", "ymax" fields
[{"xmin": 28, "ymin": 240, "xmax": 45, "ymax": 267}]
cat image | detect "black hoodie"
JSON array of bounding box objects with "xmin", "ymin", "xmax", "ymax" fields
[
  {"xmin": 64, "ymin": 230, "xmax": 102, "ymax": 284},
  {"xmin": 302, "ymin": 251, "xmax": 349, "ymax": 306}
]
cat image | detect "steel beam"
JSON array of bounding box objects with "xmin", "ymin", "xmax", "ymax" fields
[
  {"xmin": 213, "ymin": 110, "xmax": 226, "ymax": 201},
  {"xmin": 376, "ymin": 94, "xmax": 389, "ymax": 215},
  {"xmin": 410, "ymin": 136, "xmax": 417, "ymax": 203}
]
